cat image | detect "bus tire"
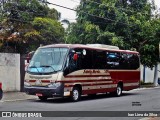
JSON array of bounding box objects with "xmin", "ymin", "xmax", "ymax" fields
[
  {"xmin": 110, "ymin": 84, "xmax": 122, "ymax": 97},
  {"xmin": 115, "ymin": 84, "xmax": 122, "ymax": 97},
  {"xmin": 71, "ymin": 87, "xmax": 81, "ymax": 102},
  {"xmin": 38, "ymin": 96, "xmax": 48, "ymax": 101}
]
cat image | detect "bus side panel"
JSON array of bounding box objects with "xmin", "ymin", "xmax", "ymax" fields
[
  {"xmin": 62, "ymin": 70, "xmax": 117, "ymax": 95},
  {"xmin": 82, "ymin": 88, "xmax": 116, "ymax": 95},
  {"xmin": 109, "ymin": 70, "xmax": 140, "ymax": 91}
]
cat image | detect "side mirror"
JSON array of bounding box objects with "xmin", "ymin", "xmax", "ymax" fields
[{"xmin": 73, "ymin": 53, "xmax": 78, "ymax": 61}]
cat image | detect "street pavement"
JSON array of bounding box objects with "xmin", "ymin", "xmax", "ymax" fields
[
  {"xmin": 0, "ymin": 86, "xmax": 160, "ymax": 120},
  {"xmin": 1, "ymin": 86, "xmax": 160, "ymax": 102}
]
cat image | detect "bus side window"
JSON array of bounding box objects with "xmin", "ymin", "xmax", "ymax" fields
[
  {"xmin": 128, "ymin": 54, "xmax": 139, "ymax": 69},
  {"xmin": 65, "ymin": 49, "xmax": 83, "ymax": 74},
  {"xmin": 68, "ymin": 52, "xmax": 77, "ymax": 73},
  {"xmin": 82, "ymin": 49, "xmax": 92, "ymax": 69},
  {"xmin": 93, "ymin": 50, "xmax": 106, "ymax": 69},
  {"xmin": 106, "ymin": 52, "xmax": 120, "ymax": 69},
  {"xmin": 120, "ymin": 53, "xmax": 129, "ymax": 69},
  {"xmin": 69, "ymin": 49, "xmax": 93, "ymax": 72},
  {"xmin": 119, "ymin": 53, "xmax": 140, "ymax": 70}
]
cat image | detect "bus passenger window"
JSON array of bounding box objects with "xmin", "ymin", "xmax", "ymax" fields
[
  {"xmin": 120, "ymin": 53, "xmax": 129, "ymax": 69},
  {"xmin": 106, "ymin": 52, "xmax": 120, "ymax": 69},
  {"xmin": 93, "ymin": 50, "xmax": 106, "ymax": 69},
  {"xmin": 128, "ymin": 54, "xmax": 139, "ymax": 69},
  {"xmin": 67, "ymin": 49, "xmax": 84, "ymax": 73},
  {"xmin": 81, "ymin": 49, "xmax": 92, "ymax": 69}
]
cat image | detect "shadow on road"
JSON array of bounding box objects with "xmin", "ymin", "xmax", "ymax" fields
[{"xmin": 30, "ymin": 92, "xmax": 139, "ymax": 104}]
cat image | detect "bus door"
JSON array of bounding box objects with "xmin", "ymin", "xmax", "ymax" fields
[
  {"xmin": 64, "ymin": 48, "xmax": 97, "ymax": 94},
  {"xmin": 92, "ymin": 50, "xmax": 109, "ymax": 90}
]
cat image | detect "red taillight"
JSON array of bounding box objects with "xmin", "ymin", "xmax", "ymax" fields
[{"xmin": 0, "ymin": 83, "xmax": 2, "ymax": 89}]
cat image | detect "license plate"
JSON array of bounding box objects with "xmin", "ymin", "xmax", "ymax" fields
[{"xmin": 36, "ymin": 93, "xmax": 43, "ymax": 96}]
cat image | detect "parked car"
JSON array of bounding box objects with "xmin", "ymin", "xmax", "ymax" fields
[{"xmin": 0, "ymin": 82, "xmax": 3, "ymax": 100}]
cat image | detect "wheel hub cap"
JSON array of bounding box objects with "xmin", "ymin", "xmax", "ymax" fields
[{"xmin": 73, "ymin": 90, "xmax": 79, "ymax": 100}]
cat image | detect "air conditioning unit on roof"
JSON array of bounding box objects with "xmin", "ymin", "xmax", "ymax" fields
[{"xmin": 87, "ymin": 44, "xmax": 119, "ymax": 50}]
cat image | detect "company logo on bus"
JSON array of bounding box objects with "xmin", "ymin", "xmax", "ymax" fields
[{"xmin": 83, "ymin": 70, "xmax": 100, "ymax": 74}]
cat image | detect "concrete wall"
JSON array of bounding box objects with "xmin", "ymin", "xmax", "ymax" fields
[
  {"xmin": 0, "ymin": 53, "xmax": 20, "ymax": 92},
  {"xmin": 141, "ymin": 64, "xmax": 160, "ymax": 83}
]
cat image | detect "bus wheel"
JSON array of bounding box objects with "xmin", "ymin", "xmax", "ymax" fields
[
  {"xmin": 115, "ymin": 85, "xmax": 122, "ymax": 97},
  {"xmin": 38, "ymin": 96, "xmax": 48, "ymax": 101},
  {"xmin": 71, "ymin": 87, "xmax": 81, "ymax": 102}
]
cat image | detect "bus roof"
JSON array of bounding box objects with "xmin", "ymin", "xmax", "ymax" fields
[{"xmin": 40, "ymin": 44, "xmax": 139, "ymax": 54}]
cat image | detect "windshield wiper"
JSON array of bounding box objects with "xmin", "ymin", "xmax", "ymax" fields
[{"xmin": 40, "ymin": 65, "xmax": 55, "ymax": 72}]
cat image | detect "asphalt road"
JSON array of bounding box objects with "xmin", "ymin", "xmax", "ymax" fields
[{"xmin": 0, "ymin": 87, "xmax": 160, "ymax": 120}]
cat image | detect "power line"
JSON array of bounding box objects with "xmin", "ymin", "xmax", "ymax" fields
[
  {"xmin": 41, "ymin": 1, "xmax": 135, "ymax": 27},
  {"xmin": 43, "ymin": 1, "xmax": 76, "ymax": 11},
  {"xmin": 1, "ymin": 0, "xmax": 136, "ymax": 27}
]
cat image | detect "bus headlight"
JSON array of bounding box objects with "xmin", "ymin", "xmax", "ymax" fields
[
  {"xmin": 24, "ymin": 82, "xmax": 31, "ymax": 87},
  {"xmin": 48, "ymin": 82, "xmax": 61, "ymax": 88}
]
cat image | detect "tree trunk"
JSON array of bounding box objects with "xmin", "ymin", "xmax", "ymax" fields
[{"xmin": 153, "ymin": 63, "xmax": 158, "ymax": 86}]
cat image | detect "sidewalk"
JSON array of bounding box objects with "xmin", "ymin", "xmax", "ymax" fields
[{"xmin": 1, "ymin": 91, "xmax": 37, "ymax": 102}]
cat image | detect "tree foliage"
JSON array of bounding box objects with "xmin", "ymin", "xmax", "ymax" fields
[
  {"xmin": 0, "ymin": 0, "xmax": 64, "ymax": 53},
  {"xmin": 24, "ymin": 17, "xmax": 64, "ymax": 51},
  {"xmin": 66, "ymin": 0, "xmax": 160, "ymax": 68}
]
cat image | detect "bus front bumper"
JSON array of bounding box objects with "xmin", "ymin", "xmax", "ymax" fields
[{"xmin": 24, "ymin": 84, "xmax": 64, "ymax": 97}]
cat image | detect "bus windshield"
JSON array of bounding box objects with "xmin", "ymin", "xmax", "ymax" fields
[{"xmin": 27, "ymin": 47, "xmax": 68, "ymax": 74}]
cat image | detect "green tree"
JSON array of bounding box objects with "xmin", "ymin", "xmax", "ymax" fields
[
  {"xmin": 24, "ymin": 17, "xmax": 64, "ymax": 51},
  {"xmin": 66, "ymin": 0, "xmax": 130, "ymax": 47},
  {"xmin": 66, "ymin": 0, "xmax": 160, "ymax": 85},
  {"xmin": 0, "ymin": 0, "xmax": 64, "ymax": 53}
]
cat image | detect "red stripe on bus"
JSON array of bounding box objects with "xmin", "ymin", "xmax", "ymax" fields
[
  {"xmin": 29, "ymin": 80, "xmax": 50, "ymax": 83},
  {"xmin": 65, "ymin": 75, "xmax": 110, "ymax": 78},
  {"xmin": 29, "ymin": 80, "xmax": 36, "ymax": 82},
  {"xmin": 83, "ymin": 83, "xmax": 114, "ymax": 86},
  {"xmin": 64, "ymin": 83, "xmax": 115, "ymax": 87},
  {"xmin": 58, "ymin": 79, "xmax": 112, "ymax": 83},
  {"xmin": 82, "ymin": 88, "xmax": 116, "ymax": 95},
  {"xmin": 41, "ymin": 80, "xmax": 50, "ymax": 83}
]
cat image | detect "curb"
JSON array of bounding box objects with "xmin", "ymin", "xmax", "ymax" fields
[
  {"xmin": 132, "ymin": 86, "xmax": 160, "ymax": 91},
  {"xmin": 0, "ymin": 98, "xmax": 38, "ymax": 103}
]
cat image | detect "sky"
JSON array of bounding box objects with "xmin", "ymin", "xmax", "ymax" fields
[
  {"xmin": 47, "ymin": 0, "xmax": 160, "ymax": 23},
  {"xmin": 154, "ymin": 0, "xmax": 160, "ymax": 7},
  {"xmin": 47, "ymin": 0, "xmax": 79, "ymax": 22}
]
